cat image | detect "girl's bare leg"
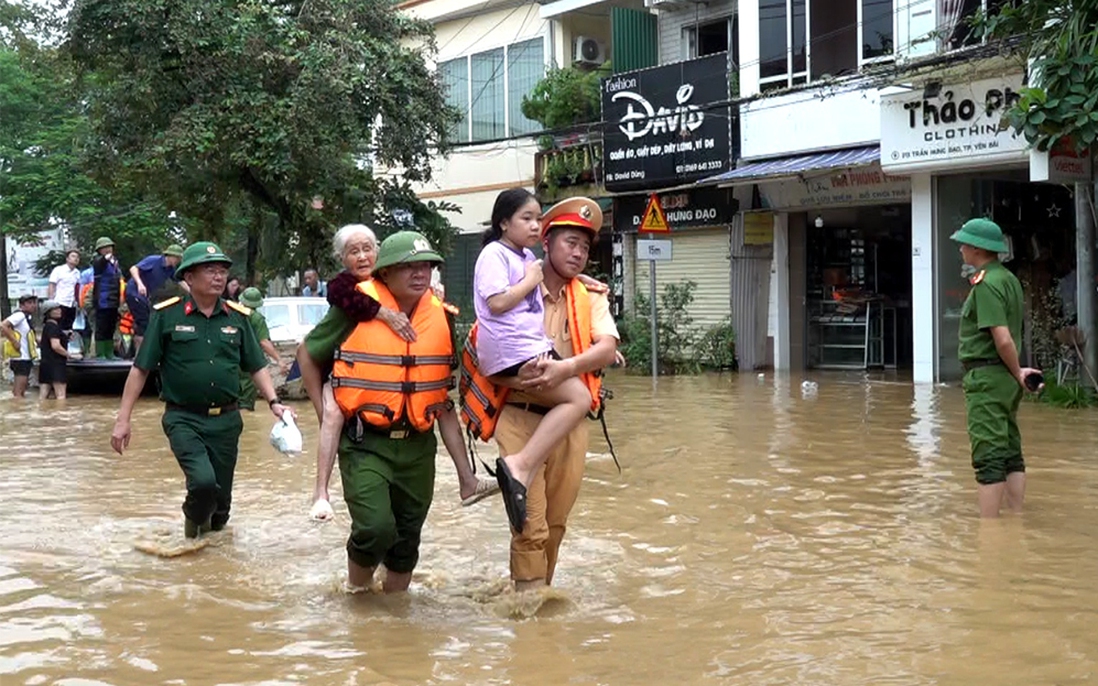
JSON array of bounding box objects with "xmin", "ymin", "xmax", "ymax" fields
[{"xmin": 499, "ymin": 375, "xmax": 590, "ymax": 487}]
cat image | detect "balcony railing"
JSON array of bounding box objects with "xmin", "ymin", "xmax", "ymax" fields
[{"xmin": 534, "ymin": 131, "xmax": 604, "ymax": 201}]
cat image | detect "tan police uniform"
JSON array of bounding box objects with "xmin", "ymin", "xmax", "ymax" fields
[{"xmin": 495, "ymin": 283, "xmax": 619, "ymax": 583}]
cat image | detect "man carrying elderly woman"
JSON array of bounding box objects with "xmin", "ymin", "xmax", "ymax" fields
[{"xmin": 297, "ymin": 224, "xmax": 494, "ymax": 592}]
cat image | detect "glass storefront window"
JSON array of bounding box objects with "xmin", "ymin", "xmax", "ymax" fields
[
  {"xmin": 934, "ymin": 175, "xmax": 977, "ymax": 381},
  {"xmin": 934, "ymin": 168, "xmax": 1069, "ymax": 381}
]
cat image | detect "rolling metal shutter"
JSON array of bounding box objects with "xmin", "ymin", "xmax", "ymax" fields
[{"xmin": 633, "ymin": 227, "xmax": 731, "ymax": 330}]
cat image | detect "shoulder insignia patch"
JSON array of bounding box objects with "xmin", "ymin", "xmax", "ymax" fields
[
  {"xmin": 225, "ymin": 300, "xmax": 252, "ymax": 316},
  {"xmin": 442, "ymin": 302, "xmax": 460, "ymax": 316},
  {"xmin": 969, "ymin": 270, "xmax": 986, "ymax": 286},
  {"xmin": 153, "ymin": 296, "xmax": 181, "ymax": 311}
]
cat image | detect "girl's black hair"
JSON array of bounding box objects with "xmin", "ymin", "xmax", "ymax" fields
[{"xmin": 483, "ymin": 187, "xmax": 537, "ymax": 247}]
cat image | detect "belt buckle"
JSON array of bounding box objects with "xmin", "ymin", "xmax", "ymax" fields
[
  {"xmin": 208, "ymin": 406, "xmax": 222, "ymax": 416},
  {"xmin": 389, "ymin": 430, "xmax": 408, "ymax": 439}
]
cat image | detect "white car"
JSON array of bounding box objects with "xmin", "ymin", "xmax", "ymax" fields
[{"xmin": 258, "ymin": 296, "xmax": 331, "ymax": 343}]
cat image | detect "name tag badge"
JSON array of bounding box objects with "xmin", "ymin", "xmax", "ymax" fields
[
  {"xmin": 221, "ymin": 326, "xmax": 238, "ymax": 335},
  {"xmin": 174, "ymin": 325, "xmax": 195, "ymax": 333}
]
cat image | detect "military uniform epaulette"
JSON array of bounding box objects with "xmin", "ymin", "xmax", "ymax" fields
[
  {"xmin": 225, "ymin": 300, "xmax": 252, "ymax": 316},
  {"xmin": 153, "ymin": 296, "xmax": 182, "ymax": 311},
  {"xmin": 969, "ymin": 270, "xmax": 986, "ymax": 286}
]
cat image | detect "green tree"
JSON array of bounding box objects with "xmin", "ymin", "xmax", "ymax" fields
[
  {"xmin": 982, "ymin": 3, "xmax": 1098, "ymax": 153},
  {"xmin": 66, "ymin": 0, "xmax": 460, "ymax": 272},
  {"xmin": 0, "ymin": 37, "xmax": 178, "ymax": 316}
]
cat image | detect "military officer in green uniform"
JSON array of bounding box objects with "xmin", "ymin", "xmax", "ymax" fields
[
  {"xmin": 952, "ymin": 218, "xmax": 1043, "ymax": 518},
  {"xmin": 237, "ymin": 287, "xmax": 285, "ymax": 411},
  {"xmin": 110, "ymin": 242, "xmax": 294, "ymax": 538}
]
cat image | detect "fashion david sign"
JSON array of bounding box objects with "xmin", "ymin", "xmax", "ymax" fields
[{"xmin": 601, "ymin": 53, "xmax": 732, "ymax": 192}]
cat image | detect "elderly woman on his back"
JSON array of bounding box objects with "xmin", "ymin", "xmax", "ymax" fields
[{"xmin": 300, "ymin": 224, "xmax": 495, "ymax": 522}]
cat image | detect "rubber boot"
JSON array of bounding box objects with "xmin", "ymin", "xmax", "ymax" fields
[
  {"xmin": 96, "ymin": 340, "xmax": 114, "ymax": 360},
  {"xmin": 184, "ymin": 516, "xmax": 213, "ymax": 539}
]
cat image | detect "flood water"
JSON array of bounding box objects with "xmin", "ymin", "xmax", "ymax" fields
[{"xmin": 2, "ymin": 372, "xmax": 1097, "ymax": 685}]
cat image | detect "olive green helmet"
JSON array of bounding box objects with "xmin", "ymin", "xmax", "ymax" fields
[
  {"xmin": 175, "ymin": 241, "xmax": 232, "ymax": 279},
  {"xmin": 94, "ymin": 236, "xmax": 115, "ymax": 251},
  {"xmin": 950, "ymin": 218, "xmax": 1008, "ymax": 254},
  {"xmin": 374, "ymin": 231, "xmax": 444, "ymax": 270}
]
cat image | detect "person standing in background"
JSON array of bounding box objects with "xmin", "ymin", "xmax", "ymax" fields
[
  {"xmin": 302, "ymin": 269, "xmax": 327, "ymax": 297},
  {"xmin": 2, "ymin": 294, "xmax": 39, "ymax": 397},
  {"xmin": 223, "ymin": 276, "xmax": 243, "ymax": 302},
  {"xmin": 48, "ymin": 250, "xmax": 82, "ymax": 331},
  {"xmin": 37, "ymin": 299, "xmax": 70, "ymax": 399},
  {"xmin": 92, "ymin": 236, "xmax": 123, "ymax": 360},
  {"xmin": 126, "ymin": 244, "xmax": 185, "ymax": 352},
  {"xmin": 236, "ymin": 287, "xmax": 286, "ymax": 411}
]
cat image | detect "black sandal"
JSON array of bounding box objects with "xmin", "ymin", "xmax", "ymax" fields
[{"xmin": 495, "ymin": 458, "xmax": 527, "ymax": 533}]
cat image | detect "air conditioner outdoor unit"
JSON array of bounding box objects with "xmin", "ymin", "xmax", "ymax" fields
[{"xmin": 573, "ymin": 36, "xmax": 607, "ymax": 67}]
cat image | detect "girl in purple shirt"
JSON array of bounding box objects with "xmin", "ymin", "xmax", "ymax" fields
[{"xmin": 473, "ymin": 188, "xmax": 592, "ymax": 532}]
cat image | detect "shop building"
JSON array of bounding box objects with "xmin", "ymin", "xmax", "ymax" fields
[
  {"xmin": 880, "ymin": 71, "xmax": 1079, "ymax": 382},
  {"xmin": 601, "ymin": 53, "xmax": 765, "ymax": 367}
]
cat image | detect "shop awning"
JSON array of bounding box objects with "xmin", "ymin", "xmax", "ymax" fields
[{"xmin": 698, "ymin": 146, "xmax": 881, "ymax": 187}]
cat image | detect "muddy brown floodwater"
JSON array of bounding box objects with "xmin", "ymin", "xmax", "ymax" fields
[{"xmin": 1, "ymin": 372, "xmax": 1097, "ymax": 685}]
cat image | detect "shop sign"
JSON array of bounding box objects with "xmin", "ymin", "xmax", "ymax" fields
[
  {"xmin": 743, "ymin": 212, "xmax": 774, "ymax": 245},
  {"xmin": 614, "ymin": 187, "xmax": 736, "ymax": 233},
  {"xmin": 759, "ymin": 163, "xmax": 910, "ymax": 210},
  {"xmin": 601, "ymin": 53, "xmax": 732, "ymax": 192},
  {"xmin": 1030, "ymin": 138, "xmax": 1093, "ymax": 184},
  {"xmin": 880, "ymin": 75, "xmax": 1028, "ymax": 173}
]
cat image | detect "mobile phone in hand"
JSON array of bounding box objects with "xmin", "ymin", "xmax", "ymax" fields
[{"xmin": 1024, "ymin": 372, "xmax": 1044, "ymax": 392}]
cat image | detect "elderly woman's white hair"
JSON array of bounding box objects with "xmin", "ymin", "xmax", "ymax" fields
[{"xmin": 332, "ymin": 224, "xmax": 378, "ymax": 258}]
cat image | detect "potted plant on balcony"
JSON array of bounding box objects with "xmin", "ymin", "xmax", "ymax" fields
[{"xmin": 524, "ymin": 64, "xmax": 609, "ymax": 199}]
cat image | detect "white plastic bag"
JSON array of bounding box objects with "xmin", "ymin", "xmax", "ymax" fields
[{"xmin": 270, "ymin": 412, "xmax": 304, "ymax": 455}]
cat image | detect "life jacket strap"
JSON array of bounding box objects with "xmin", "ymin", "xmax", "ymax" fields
[
  {"xmin": 332, "ymin": 377, "xmax": 453, "ymax": 393},
  {"xmin": 335, "ymin": 349, "xmax": 454, "ymax": 367}
]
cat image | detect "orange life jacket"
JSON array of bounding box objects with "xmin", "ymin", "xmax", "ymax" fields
[
  {"xmin": 331, "ymin": 280, "xmax": 456, "ymax": 432},
  {"xmin": 459, "ymin": 279, "xmax": 602, "ymax": 441},
  {"xmin": 81, "ymin": 279, "xmax": 125, "ymax": 307},
  {"xmin": 119, "ymin": 311, "xmax": 134, "ymax": 335}
]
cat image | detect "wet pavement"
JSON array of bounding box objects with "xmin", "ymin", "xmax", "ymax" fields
[{"xmin": 1, "ymin": 372, "xmax": 1097, "ymax": 685}]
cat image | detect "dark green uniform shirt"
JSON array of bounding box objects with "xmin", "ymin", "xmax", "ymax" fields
[
  {"xmin": 303, "ymin": 306, "xmax": 355, "ymax": 364},
  {"xmin": 958, "ymin": 260, "xmax": 1024, "ymax": 362},
  {"xmin": 238, "ymin": 310, "xmax": 273, "ymax": 409},
  {"xmin": 135, "ymin": 296, "xmax": 267, "ymax": 406}
]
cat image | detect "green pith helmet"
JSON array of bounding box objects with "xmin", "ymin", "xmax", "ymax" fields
[
  {"xmin": 175, "ymin": 241, "xmax": 232, "ymax": 279},
  {"xmin": 374, "ymin": 231, "xmax": 444, "ymax": 270},
  {"xmin": 163, "ymin": 244, "xmax": 184, "ymax": 258},
  {"xmin": 239, "ymin": 287, "xmax": 264, "ymax": 309},
  {"xmin": 94, "ymin": 236, "xmax": 115, "ymax": 251},
  {"xmin": 950, "ymin": 218, "xmax": 1008, "ymax": 254}
]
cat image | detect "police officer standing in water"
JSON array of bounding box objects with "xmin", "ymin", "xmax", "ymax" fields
[
  {"xmin": 952, "ymin": 218, "xmax": 1043, "ymax": 518},
  {"xmin": 110, "ymin": 242, "xmax": 293, "ymax": 538}
]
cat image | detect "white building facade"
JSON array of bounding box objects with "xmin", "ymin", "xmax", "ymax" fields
[{"xmin": 703, "ymin": 0, "xmax": 1064, "ymax": 382}]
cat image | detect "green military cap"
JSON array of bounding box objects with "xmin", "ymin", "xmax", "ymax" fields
[
  {"xmin": 94, "ymin": 236, "xmax": 115, "ymax": 251},
  {"xmin": 163, "ymin": 244, "xmax": 184, "ymax": 258},
  {"xmin": 374, "ymin": 231, "xmax": 444, "ymax": 270},
  {"xmin": 950, "ymin": 218, "xmax": 1008, "ymax": 254},
  {"xmin": 175, "ymin": 241, "xmax": 232, "ymax": 279},
  {"xmin": 239, "ymin": 287, "xmax": 264, "ymax": 309}
]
